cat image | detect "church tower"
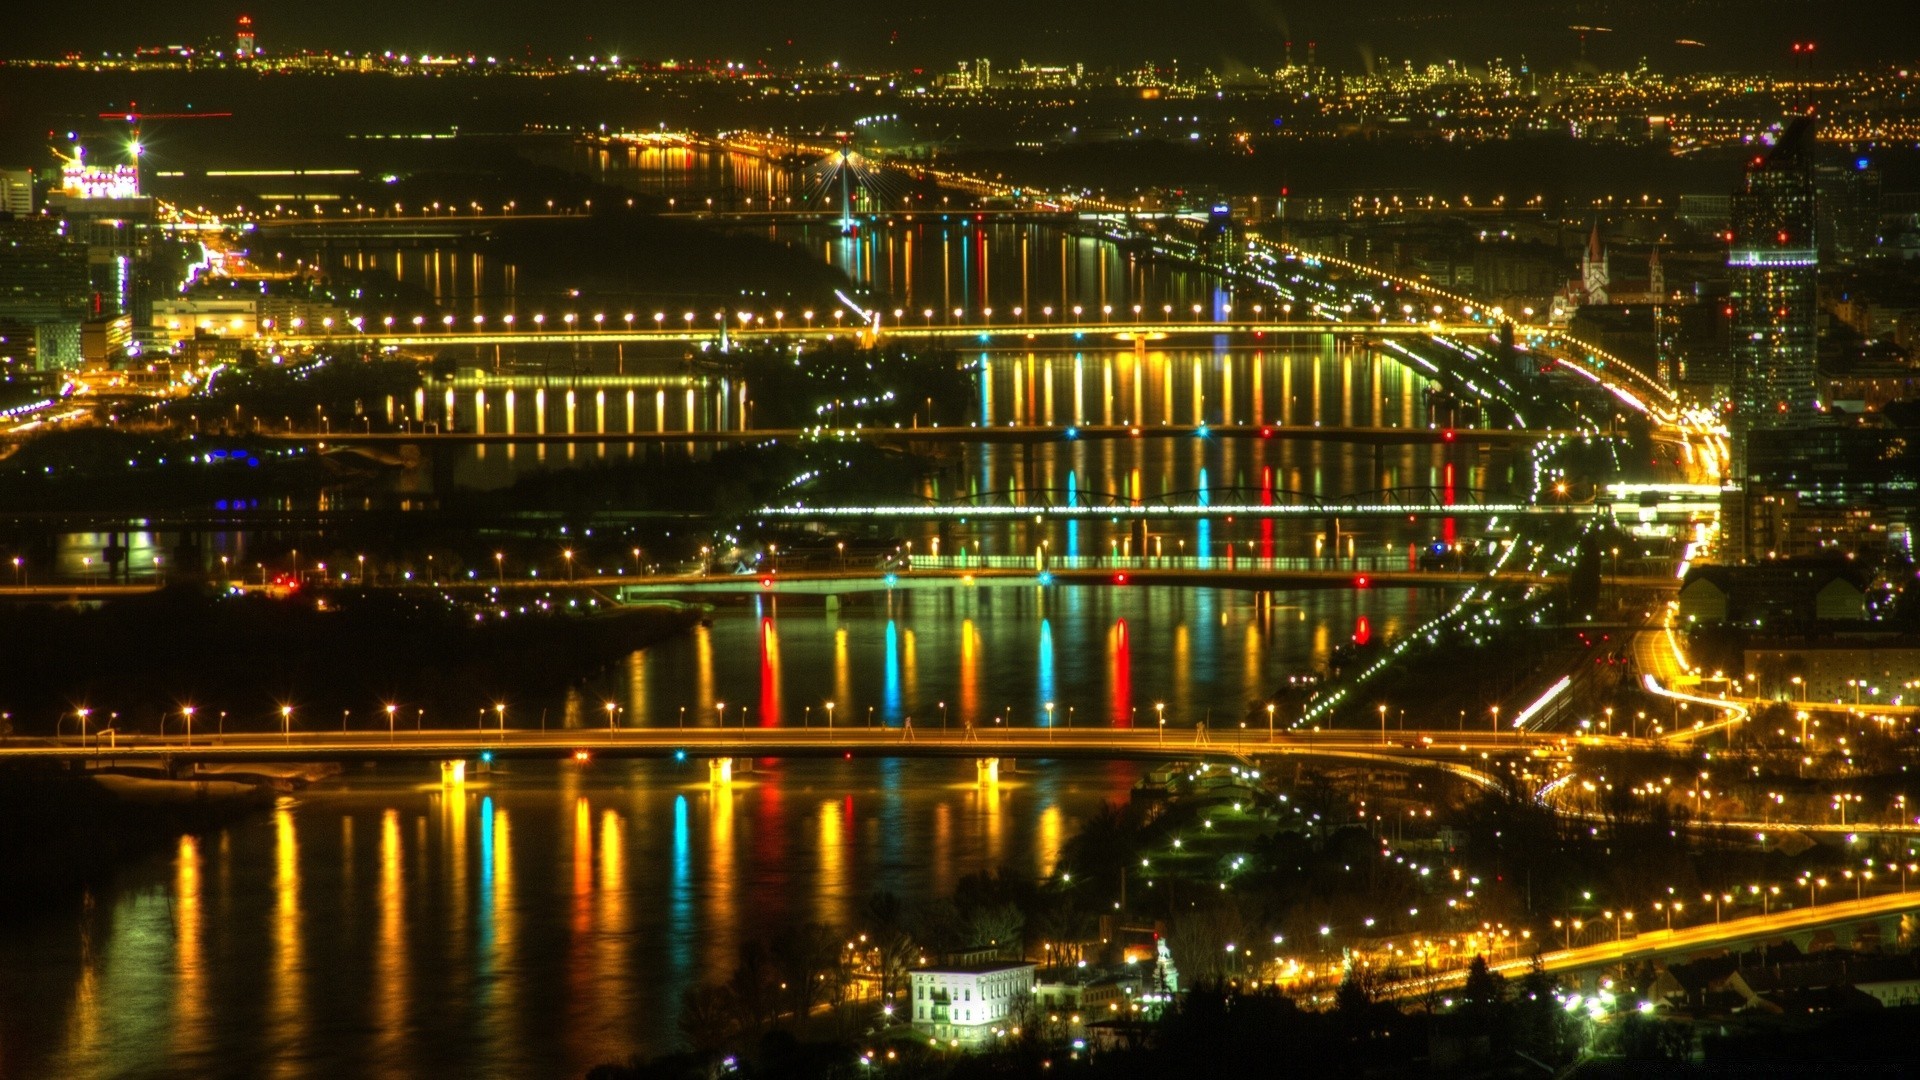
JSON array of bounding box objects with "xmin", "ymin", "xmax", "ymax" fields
[{"xmin": 1581, "ymin": 223, "xmax": 1610, "ymax": 305}]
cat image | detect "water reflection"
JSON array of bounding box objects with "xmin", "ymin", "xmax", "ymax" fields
[
  {"xmin": 630, "ymin": 585, "xmax": 1432, "ymax": 738},
  {"xmin": 377, "ymin": 809, "xmax": 408, "ymax": 1068},
  {"xmin": 270, "ymin": 805, "xmax": 304, "ymax": 1077},
  {"xmin": 172, "ymin": 834, "xmax": 207, "ymax": 1060},
  {"xmin": 5, "ymin": 758, "xmax": 1177, "ymax": 1074}
]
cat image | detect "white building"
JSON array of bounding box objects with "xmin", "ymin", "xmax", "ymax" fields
[{"xmin": 910, "ymin": 961, "xmax": 1036, "ymax": 1047}]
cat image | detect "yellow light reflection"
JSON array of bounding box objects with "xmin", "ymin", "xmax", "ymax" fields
[
  {"xmin": 171, "ymin": 834, "xmax": 206, "ymax": 1057},
  {"xmin": 706, "ymin": 787, "xmax": 736, "ymax": 974},
  {"xmin": 1037, "ymin": 804, "xmax": 1063, "ymax": 879},
  {"xmin": 817, "ymin": 798, "xmax": 849, "ymax": 928},
  {"xmin": 377, "ymin": 809, "xmax": 407, "ymax": 1058},
  {"xmin": 268, "ymin": 806, "xmax": 304, "ymax": 1076}
]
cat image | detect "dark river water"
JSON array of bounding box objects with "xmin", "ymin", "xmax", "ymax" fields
[
  {"xmin": 0, "ymin": 581, "xmax": 1442, "ymax": 1077},
  {"xmin": 1, "ymin": 144, "xmax": 1466, "ymax": 1077}
]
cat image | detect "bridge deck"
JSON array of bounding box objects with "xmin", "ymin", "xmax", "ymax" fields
[
  {"xmin": 269, "ymin": 423, "xmax": 1561, "ymax": 448},
  {"xmin": 0, "ymin": 726, "xmax": 1544, "ymax": 766}
]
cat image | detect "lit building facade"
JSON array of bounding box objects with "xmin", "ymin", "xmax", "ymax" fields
[
  {"xmin": 910, "ymin": 962, "xmax": 1036, "ymax": 1047},
  {"xmin": 1728, "ymin": 118, "xmax": 1822, "ymax": 469}
]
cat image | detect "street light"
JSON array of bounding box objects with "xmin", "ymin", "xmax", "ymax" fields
[
  {"xmin": 181, "ymin": 705, "xmax": 195, "ymax": 747},
  {"xmin": 605, "ymin": 701, "xmax": 619, "ymax": 732},
  {"xmin": 494, "ymin": 702, "xmax": 506, "ymax": 735},
  {"xmin": 280, "ymin": 704, "xmax": 292, "ymax": 743},
  {"xmin": 385, "ymin": 703, "xmax": 398, "ymax": 740},
  {"xmin": 825, "ymin": 700, "xmax": 836, "ymax": 732}
]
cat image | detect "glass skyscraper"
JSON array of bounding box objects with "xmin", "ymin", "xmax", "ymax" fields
[{"xmin": 1728, "ymin": 116, "xmax": 1821, "ymax": 478}]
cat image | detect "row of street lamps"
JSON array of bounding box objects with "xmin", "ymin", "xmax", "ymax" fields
[{"xmin": 278, "ymin": 300, "xmax": 1314, "ymax": 338}]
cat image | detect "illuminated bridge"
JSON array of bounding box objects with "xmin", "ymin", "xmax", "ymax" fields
[
  {"xmin": 261, "ymin": 318, "xmax": 1498, "ymax": 351},
  {"xmin": 0, "ymin": 725, "xmax": 1555, "ymax": 775},
  {"xmin": 264, "ymin": 422, "xmax": 1567, "ymax": 449}
]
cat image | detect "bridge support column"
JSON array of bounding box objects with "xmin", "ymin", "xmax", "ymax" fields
[
  {"xmin": 977, "ymin": 757, "xmax": 1001, "ymax": 785},
  {"xmin": 709, "ymin": 757, "xmax": 734, "ymax": 785},
  {"xmin": 439, "ymin": 759, "xmax": 467, "ymax": 785}
]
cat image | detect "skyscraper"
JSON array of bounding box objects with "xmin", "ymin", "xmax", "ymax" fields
[
  {"xmin": 237, "ymin": 15, "xmax": 257, "ymax": 58},
  {"xmin": 1728, "ymin": 116, "xmax": 1821, "ymax": 479},
  {"xmin": 0, "ymin": 169, "xmax": 31, "ymax": 217}
]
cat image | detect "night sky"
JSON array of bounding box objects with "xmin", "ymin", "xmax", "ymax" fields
[{"xmin": 5, "ymin": 0, "xmax": 1917, "ymax": 70}]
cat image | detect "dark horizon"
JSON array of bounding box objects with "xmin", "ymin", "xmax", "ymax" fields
[{"xmin": 7, "ymin": 0, "xmax": 1920, "ymax": 73}]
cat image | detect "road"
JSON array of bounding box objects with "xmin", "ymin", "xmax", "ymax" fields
[
  {"xmin": 1380, "ymin": 887, "xmax": 1920, "ymax": 999},
  {"xmin": 0, "ymin": 724, "xmax": 1557, "ymax": 767},
  {"xmin": 264, "ymin": 422, "xmax": 1560, "ymax": 449},
  {"xmin": 260, "ymin": 319, "xmax": 1493, "ymax": 351}
]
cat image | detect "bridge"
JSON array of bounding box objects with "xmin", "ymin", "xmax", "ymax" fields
[
  {"xmin": 259, "ymin": 318, "xmax": 1497, "ymax": 351},
  {"xmin": 0, "ymin": 564, "xmax": 1601, "ymax": 603},
  {"xmin": 0, "ymin": 725, "xmax": 1557, "ymax": 791},
  {"xmin": 267, "ymin": 422, "xmax": 1564, "ymax": 449}
]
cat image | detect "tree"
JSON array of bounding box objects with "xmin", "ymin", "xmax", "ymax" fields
[
  {"xmin": 772, "ymin": 922, "xmax": 840, "ymax": 1026},
  {"xmin": 1513, "ymin": 955, "xmax": 1583, "ymax": 1066},
  {"xmin": 1457, "ymin": 954, "xmax": 1509, "ymax": 1043},
  {"xmin": 679, "ymin": 982, "xmax": 737, "ymax": 1054},
  {"xmin": 728, "ymin": 940, "xmax": 780, "ymax": 1037},
  {"xmin": 1334, "ymin": 965, "xmax": 1374, "ymax": 1043},
  {"xmin": 964, "ymin": 903, "xmax": 1025, "ymax": 959}
]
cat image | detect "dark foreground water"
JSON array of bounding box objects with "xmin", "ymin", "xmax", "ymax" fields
[
  {"xmin": 0, "ymin": 582, "xmax": 1442, "ymax": 1077},
  {"xmin": 0, "ymin": 758, "xmax": 1138, "ymax": 1079}
]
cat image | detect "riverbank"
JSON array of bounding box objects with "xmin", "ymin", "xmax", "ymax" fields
[
  {"xmin": 0, "ymin": 766, "xmax": 276, "ymax": 916},
  {"xmin": 0, "ymin": 586, "xmax": 704, "ymax": 734}
]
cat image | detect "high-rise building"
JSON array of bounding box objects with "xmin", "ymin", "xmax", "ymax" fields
[
  {"xmin": 0, "ymin": 169, "xmax": 31, "ymax": 217},
  {"xmin": 237, "ymin": 14, "xmax": 257, "ymax": 58},
  {"xmin": 0, "ymin": 217, "xmax": 91, "ymax": 371},
  {"xmin": 1813, "ymin": 158, "xmax": 1883, "ymax": 259},
  {"xmin": 1728, "ymin": 117, "xmax": 1822, "ymax": 477}
]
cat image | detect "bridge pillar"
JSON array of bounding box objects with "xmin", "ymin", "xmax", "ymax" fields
[
  {"xmin": 977, "ymin": 757, "xmax": 1001, "ymax": 785},
  {"xmin": 709, "ymin": 757, "xmax": 734, "ymax": 785},
  {"xmin": 439, "ymin": 759, "xmax": 467, "ymax": 785}
]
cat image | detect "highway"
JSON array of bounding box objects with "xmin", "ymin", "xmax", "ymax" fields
[{"xmin": 1380, "ymin": 887, "xmax": 1920, "ymax": 999}]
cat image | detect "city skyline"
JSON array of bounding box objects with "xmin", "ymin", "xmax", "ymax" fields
[
  {"xmin": 8, "ymin": 3, "xmax": 1920, "ymax": 1075},
  {"xmin": 8, "ymin": 0, "xmax": 1920, "ymax": 71}
]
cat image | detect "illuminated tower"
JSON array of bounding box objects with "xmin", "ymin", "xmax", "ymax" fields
[
  {"xmin": 1580, "ymin": 222, "xmax": 1610, "ymax": 305},
  {"xmin": 1728, "ymin": 117, "xmax": 1820, "ymax": 478},
  {"xmin": 237, "ymin": 15, "xmax": 256, "ymax": 58}
]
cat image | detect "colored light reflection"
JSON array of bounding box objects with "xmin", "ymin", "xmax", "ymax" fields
[
  {"xmin": 378, "ymin": 808, "xmax": 408, "ymax": 1060},
  {"xmin": 884, "ymin": 619, "xmax": 902, "ymax": 725},
  {"xmin": 172, "ymin": 835, "xmax": 206, "ymax": 1057},
  {"xmin": 759, "ymin": 616, "xmax": 782, "ymax": 725},
  {"xmin": 1037, "ymin": 618, "xmax": 1055, "ymax": 718},
  {"xmin": 269, "ymin": 806, "xmax": 304, "ymax": 1074}
]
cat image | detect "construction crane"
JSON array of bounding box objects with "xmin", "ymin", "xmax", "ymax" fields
[{"xmin": 1568, "ymin": 25, "xmax": 1612, "ymax": 63}]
